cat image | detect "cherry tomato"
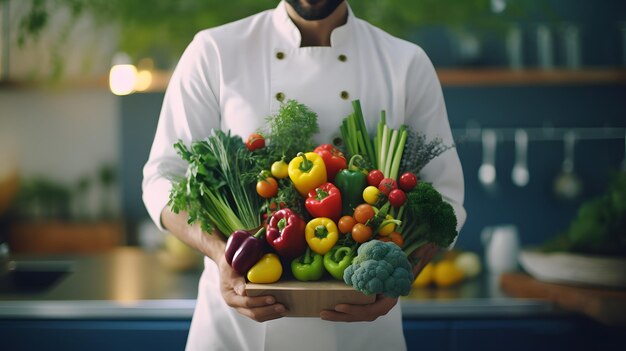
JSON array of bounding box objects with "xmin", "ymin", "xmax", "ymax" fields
[
  {"xmin": 338, "ymin": 216, "xmax": 357, "ymax": 234},
  {"xmin": 246, "ymin": 133, "xmax": 265, "ymax": 151},
  {"xmin": 256, "ymin": 177, "xmax": 278, "ymax": 198},
  {"xmin": 378, "ymin": 178, "xmax": 397, "ymax": 196},
  {"xmin": 399, "ymin": 172, "xmax": 418, "ymax": 192},
  {"xmin": 353, "ymin": 204, "xmax": 375, "ymax": 224},
  {"xmin": 351, "ymin": 223, "xmax": 373, "ymax": 243},
  {"xmin": 271, "ymin": 160, "xmax": 289, "ymax": 179},
  {"xmin": 362, "ymin": 186, "xmax": 380, "ymax": 205},
  {"xmin": 388, "ymin": 189, "xmax": 407, "ymax": 208},
  {"xmin": 377, "ymin": 215, "xmax": 395, "ymax": 236},
  {"xmin": 389, "ymin": 232, "xmax": 404, "ymax": 247},
  {"xmin": 367, "ymin": 169, "xmax": 385, "ymax": 187}
]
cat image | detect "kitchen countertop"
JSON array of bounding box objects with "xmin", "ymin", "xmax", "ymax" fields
[{"xmin": 0, "ymin": 247, "xmax": 560, "ymax": 320}]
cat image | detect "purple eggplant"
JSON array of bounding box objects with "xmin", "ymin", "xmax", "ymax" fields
[
  {"xmin": 225, "ymin": 230, "xmax": 251, "ymax": 265},
  {"xmin": 224, "ymin": 227, "xmax": 267, "ymax": 275}
]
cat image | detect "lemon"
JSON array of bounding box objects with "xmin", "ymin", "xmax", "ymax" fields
[
  {"xmin": 433, "ymin": 260, "xmax": 464, "ymax": 288},
  {"xmin": 412, "ymin": 263, "xmax": 434, "ymax": 288}
]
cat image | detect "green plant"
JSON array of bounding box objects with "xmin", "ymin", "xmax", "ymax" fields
[
  {"xmin": 13, "ymin": 0, "xmax": 544, "ymax": 72},
  {"xmin": 543, "ymin": 172, "xmax": 626, "ymax": 257}
]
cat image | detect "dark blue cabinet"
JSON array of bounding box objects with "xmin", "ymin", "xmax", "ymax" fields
[
  {"xmin": 2, "ymin": 317, "xmax": 622, "ymax": 351},
  {"xmin": 0, "ymin": 320, "xmax": 190, "ymax": 351},
  {"xmin": 403, "ymin": 317, "xmax": 624, "ymax": 351}
]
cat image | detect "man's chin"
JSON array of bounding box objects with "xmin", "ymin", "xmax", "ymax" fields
[{"xmin": 286, "ymin": 0, "xmax": 344, "ymax": 21}]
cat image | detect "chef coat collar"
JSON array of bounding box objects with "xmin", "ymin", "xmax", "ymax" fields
[{"xmin": 272, "ymin": 0, "xmax": 354, "ymax": 48}]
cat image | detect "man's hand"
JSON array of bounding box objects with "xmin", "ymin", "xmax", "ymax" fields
[
  {"xmin": 319, "ymin": 295, "xmax": 397, "ymax": 322},
  {"xmin": 217, "ymin": 256, "xmax": 287, "ymax": 322}
]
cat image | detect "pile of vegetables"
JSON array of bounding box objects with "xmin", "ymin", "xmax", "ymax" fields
[{"xmin": 169, "ymin": 99, "xmax": 458, "ymax": 298}]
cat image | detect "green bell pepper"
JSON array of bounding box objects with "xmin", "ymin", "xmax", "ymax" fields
[
  {"xmin": 323, "ymin": 245, "xmax": 355, "ymax": 280},
  {"xmin": 334, "ymin": 154, "xmax": 367, "ymax": 216},
  {"xmin": 291, "ymin": 247, "xmax": 323, "ymax": 281}
]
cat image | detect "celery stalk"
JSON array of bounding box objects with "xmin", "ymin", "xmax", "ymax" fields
[
  {"xmin": 389, "ymin": 128, "xmax": 408, "ymax": 180},
  {"xmin": 376, "ymin": 112, "xmax": 385, "ymax": 170},
  {"xmin": 352, "ymin": 100, "xmax": 375, "ymax": 164},
  {"xmin": 380, "ymin": 125, "xmax": 390, "ymax": 175},
  {"xmin": 384, "ymin": 129, "xmax": 398, "ymax": 177}
]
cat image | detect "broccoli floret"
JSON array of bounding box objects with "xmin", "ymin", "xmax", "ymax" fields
[
  {"xmin": 343, "ymin": 241, "xmax": 413, "ymax": 297},
  {"xmin": 402, "ymin": 182, "xmax": 458, "ymax": 256}
]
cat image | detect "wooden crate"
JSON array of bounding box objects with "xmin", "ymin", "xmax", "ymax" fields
[
  {"xmin": 246, "ymin": 280, "xmax": 375, "ymax": 317},
  {"xmin": 9, "ymin": 221, "xmax": 124, "ymax": 254}
]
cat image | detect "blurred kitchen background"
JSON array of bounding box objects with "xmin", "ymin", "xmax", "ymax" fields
[
  {"xmin": 0, "ymin": 1, "xmax": 625, "ymax": 349},
  {"xmin": 2, "ymin": 0, "xmax": 624, "ymax": 253}
]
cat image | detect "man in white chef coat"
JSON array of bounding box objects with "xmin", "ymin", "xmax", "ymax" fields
[{"xmin": 143, "ymin": 0, "xmax": 466, "ymax": 350}]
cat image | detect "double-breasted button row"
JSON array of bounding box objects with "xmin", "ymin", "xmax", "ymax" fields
[
  {"xmin": 275, "ymin": 52, "xmax": 347, "ymax": 62},
  {"xmin": 274, "ymin": 91, "xmax": 349, "ymax": 102}
]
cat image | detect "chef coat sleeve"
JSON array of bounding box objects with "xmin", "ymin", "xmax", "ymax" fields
[
  {"xmin": 404, "ymin": 47, "xmax": 467, "ymax": 238},
  {"xmin": 142, "ymin": 33, "xmax": 221, "ymax": 231}
]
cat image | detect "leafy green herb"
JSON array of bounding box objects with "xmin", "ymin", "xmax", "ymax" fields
[
  {"xmin": 168, "ymin": 130, "xmax": 263, "ymax": 236},
  {"xmin": 399, "ymin": 130, "xmax": 454, "ymax": 176},
  {"xmin": 262, "ymin": 100, "xmax": 320, "ymax": 161}
]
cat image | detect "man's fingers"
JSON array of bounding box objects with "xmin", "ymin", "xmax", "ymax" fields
[
  {"xmin": 320, "ymin": 296, "xmax": 397, "ymax": 322},
  {"xmin": 224, "ymin": 293, "xmax": 276, "ymax": 309},
  {"xmin": 236, "ymin": 303, "xmax": 288, "ymax": 322}
]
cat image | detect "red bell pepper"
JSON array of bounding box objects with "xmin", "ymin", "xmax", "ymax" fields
[
  {"xmin": 266, "ymin": 208, "xmax": 307, "ymax": 260},
  {"xmin": 314, "ymin": 144, "xmax": 347, "ymax": 182},
  {"xmin": 305, "ymin": 182, "xmax": 342, "ymax": 222}
]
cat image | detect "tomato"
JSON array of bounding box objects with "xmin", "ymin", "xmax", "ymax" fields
[
  {"xmin": 351, "ymin": 223, "xmax": 373, "ymax": 243},
  {"xmin": 338, "ymin": 216, "xmax": 357, "ymax": 234},
  {"xmin": 389, "ymin": 232, "xmax": 404, "ymax": 247},
  {"xmin": 399, "ymin": 172, "xmax": 418, "ymax": 192},
  {"xmin": 246, "ymin": 133, "xmax": 265, "ymax": 151},
  {"xmin": 353, "ymin": 204, "xmax": 375, "ymax": 224},
  {"xmin": 367, "ymin": 169, "xmax": 384, "ymax": 187},
  {"xmin": 378, "ymin": 178, "xmax": 397, "ymax": 196},
  {"xmin": 388, "ymin": 189, "xmax": 407, "ymax": 208},
  {"xmin": 362, "ymin": 186, "xmax": 380, "ymax": 205},
  {"xmin": 377, "ymin": 215, "xmax": 395, "ymax": 236},
  {"xmin": 270, "ymin": 160, "xmax": 289, "ymax": 179},
  {"xmin": 256, "ymin": 177, "xmax": 278, "ymax": 198}
]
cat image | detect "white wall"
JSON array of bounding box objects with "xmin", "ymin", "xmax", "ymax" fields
[{"xmin": 0, "ymin": 88, "xmax": 120, "ymax": 217}]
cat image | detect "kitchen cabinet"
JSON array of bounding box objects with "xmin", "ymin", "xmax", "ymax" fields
[
  {"xmin": 404, "ymin": 316, "xmax": 623, "ymax": 351},
  {"xmin": 0, "ymin": 319, "xmax": 190, "ymax": 351},
  {"xmin": 1, "ymin": 315, "xmax": 622, "ymax": 351}
]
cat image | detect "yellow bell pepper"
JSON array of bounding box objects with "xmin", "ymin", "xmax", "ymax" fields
[
  {"xmin": 247, "ymin": 253, "xmax": 283, "ymax": 284},
  {"xmin": 288, "ymin": 152, "xmax": 327, "ymax": 197},
  {"xmin": 305, "ymin": 217, "xmax": 339, "ymax": 255}
]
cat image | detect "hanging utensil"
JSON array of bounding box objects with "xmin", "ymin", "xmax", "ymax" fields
[
  {"xmin": 554, "ymin": 130, "xmax": 582, "ymax": 200},
  {"xmin": 512, "ymin": 129, "xmax": 529, "ymax": 187},
  {"xmin": 478, "ymin": 130, "xmax": 497, "ymax": 190},
  {"xmin": 622, "ymin": 130, "xmax": 626, "ymax": 172}
]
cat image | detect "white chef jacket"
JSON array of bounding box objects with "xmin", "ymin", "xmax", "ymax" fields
[{"xmin": 142, "ymin": 1, "xmax": 466, "ymax": 350}]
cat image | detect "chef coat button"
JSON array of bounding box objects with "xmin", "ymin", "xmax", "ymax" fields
[
  {"xmin": 340, "ymin": 91, "xmax": 349, "ymax": 100},
  {"xmin": 275, "ymin": 92, "xmax": 285, "ymax": 102},
  {"xmin": 333, "ymin": 137, "xmax": 343, "ymax": 147},
  {"xmin": 276, "ymin": 51, "xmax": 285, "ymax": 60},
  {"xmin": 338, "ymin": 54, "xmax": 347, "ymax": 62}
]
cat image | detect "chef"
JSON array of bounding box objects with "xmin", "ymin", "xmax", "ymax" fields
[{"xmin": 142, "ymin": 1, "xmax": 466, "ymax": 350}]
